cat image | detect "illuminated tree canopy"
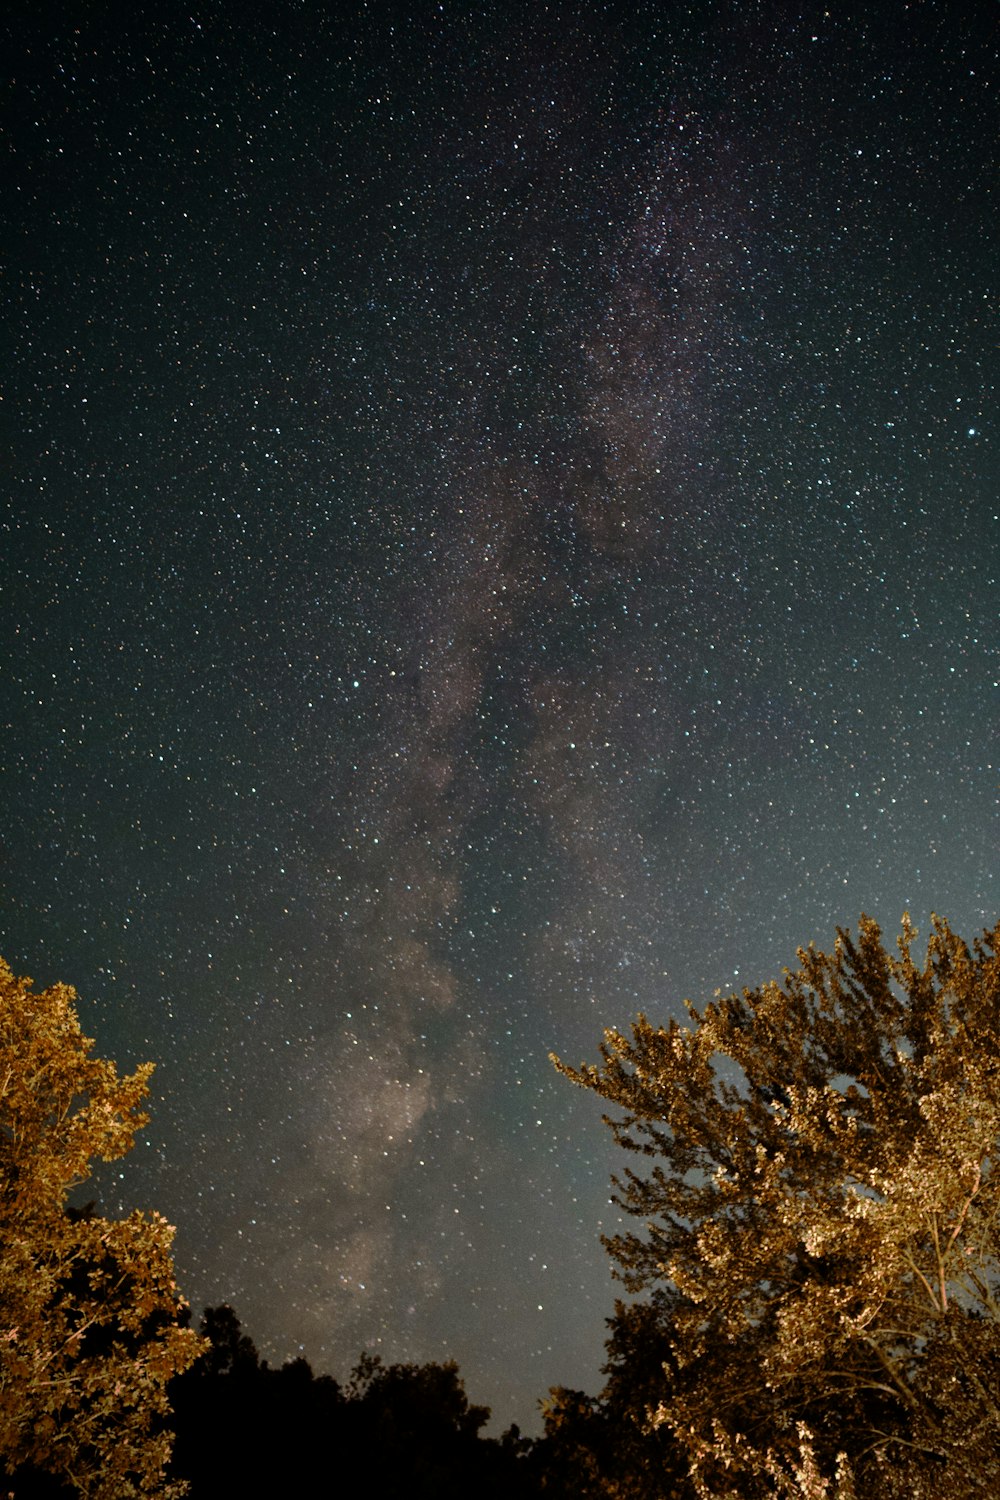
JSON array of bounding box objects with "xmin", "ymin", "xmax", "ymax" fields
[
  {"xmin": 0, "ymin": 959, "xmax": 202, "ymax": 1498},
  {"xmin": 555, "ymin": 915, "xmax": 1000, "ymax": 1497}
]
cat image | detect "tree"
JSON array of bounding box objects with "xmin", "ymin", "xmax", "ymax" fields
[
  {"xmin": 554, "ymin": 915, "xmax": 1000, "ymax": 1497},
  {"xmin": 169, "ymin": 1309, "xmax": 535, "ymax": 1500},
  {"xmin": 0, "ymin": 958, "xmax": 202, "ymax": 1497},
  {"xmin": 344, "ymin": 1352, "xmax": 501, "ymax": 1498},
  {"xmin": 529, "ymin": 1294, "xmax": 696, "ymax": 1499}
]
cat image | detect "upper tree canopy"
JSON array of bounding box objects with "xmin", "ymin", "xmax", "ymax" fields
[
  {"xmin": 0, "ymin": 959, "xmax": 202, "ymax": 1498},
  {"xmin": 554, "ymin": 915, "xmax": 1000, "ymax": 1498}
]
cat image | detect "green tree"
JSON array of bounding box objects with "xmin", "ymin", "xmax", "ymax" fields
[
  {"xmin": 0, "ymin": 959, "xmax": 202, "ymax": 1497},
  {"xmin": 554, "ymin": 915, "xmax": 1000, "ymax": 1498}
]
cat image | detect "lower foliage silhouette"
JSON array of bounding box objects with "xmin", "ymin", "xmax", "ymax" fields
[{"xmin": 167, "ymin": 1306, "xmax": 537, "ymax": 1499}]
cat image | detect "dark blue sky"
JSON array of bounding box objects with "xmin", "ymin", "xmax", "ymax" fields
[{"xmin": 3, "ymin": 0, "xmax": 995, "ymax": 1431}]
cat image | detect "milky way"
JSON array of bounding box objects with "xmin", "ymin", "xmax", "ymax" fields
[{"xmin": 3, "ymin": 1, "xmax": 996, "ymax": 1429}]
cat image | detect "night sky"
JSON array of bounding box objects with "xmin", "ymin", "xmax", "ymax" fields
[{"xmin": 3, "ymin": 0, "xmax": 996, "ymax": 1433}]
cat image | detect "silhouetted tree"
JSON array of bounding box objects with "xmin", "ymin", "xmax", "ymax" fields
[
  {"xmin": 192, "ymin": 1305, "xmax": 262, "ymax": 1380},
  {"xmin": 531, "ymin": 1385, "xmax": 608, "ymax": 1497},
  {"xmin": 346, "ymin": 1352, "xmax": 492, "ymax": 1496},
  {"xmin": 169, "ymin": 1309, "xmax": 534, "ymax": 1499},
  {"xmin": 168, "ymin": 1306, "xmax": 342, "ymax": 1496},
  {"xmin": 528, "ymin": 1292, "xmax": 694, "ymax": 1499}
]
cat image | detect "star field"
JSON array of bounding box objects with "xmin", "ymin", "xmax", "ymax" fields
[{"xmin": 3, "ymin": 0, "xmax": 996, "ymax": 1431}]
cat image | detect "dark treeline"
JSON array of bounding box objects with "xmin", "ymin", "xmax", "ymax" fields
[
  {"xmin": 163, "ymin": 1301, "xmax": 686, "ymax": 1499},
  {"xmin": 0, "ymin": 1295, "xmax": 685, "ymax": 1498},
  {"xmin": 169, "ymin": 1303, "xmax": 534, "ymax": 1498},
  {"xmin": 0, "ymin": 1290, "xmax": 696, "ymax": 1499}
]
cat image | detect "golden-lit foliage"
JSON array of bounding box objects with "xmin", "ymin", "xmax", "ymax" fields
[
  {"xmin": 0, "ymin": 959, "xmax": 203, "ymax": 1497},
  {"xmin": 555, "ymin": 915, "xmax": 1000, "ymax": 1497}
]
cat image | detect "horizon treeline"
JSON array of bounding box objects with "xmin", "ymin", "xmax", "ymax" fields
[
  {"xmin": 4, "ymin": 1294, "xmax": 663, "ymax": 1499},
  {"xmin": 4, "ymin": 915, "xmax": 1000, "ymax": 1498}
]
